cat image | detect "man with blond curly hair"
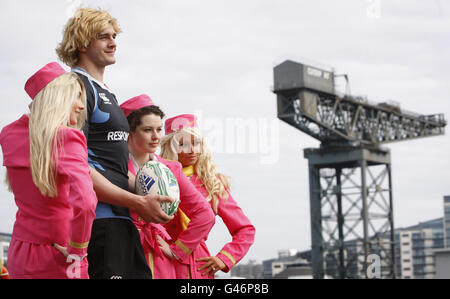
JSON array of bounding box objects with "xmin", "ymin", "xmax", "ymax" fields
[{"xmin": 56, "ymin": 7, "xmax": 174, "ymax": 279}]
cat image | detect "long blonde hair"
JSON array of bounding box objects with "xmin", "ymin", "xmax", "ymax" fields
[
  {"xmin": 160, "ymin": 127, "xmax": 230, "ymax": 214},
  {"xmin": 28, "ymin": 72, "xmax": 86, "ymax": 197}
]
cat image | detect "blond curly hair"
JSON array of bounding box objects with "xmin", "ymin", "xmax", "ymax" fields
[
  {"xmin": 29, "ymin": 72, "xmax": 86, "ymax": 197},
  {"xmin": 56, "ymin": 7, "xmax": 121, "ymax": 67},
  {"xmin": 160, "ymin": 127, "xmax": 230, "ymax": 214}
]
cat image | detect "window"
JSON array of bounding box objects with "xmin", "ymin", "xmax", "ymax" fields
[{"xmin": 434, "ymin": 239, "xmax": 444, "ymax": 246}]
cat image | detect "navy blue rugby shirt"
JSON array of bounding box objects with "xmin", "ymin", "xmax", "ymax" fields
[{"xmin": 73, "ymin": 67, "xmax": 131, "ymax": 219}]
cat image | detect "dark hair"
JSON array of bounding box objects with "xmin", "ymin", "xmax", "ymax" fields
[{"xmin": 127, "ymin": 105, "xmax": 165, "ymax": 131}]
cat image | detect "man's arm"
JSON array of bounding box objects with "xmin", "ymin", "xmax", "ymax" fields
[{"xmin": 89, "ymin": 166, "xmax": 174, "ymax": 224}]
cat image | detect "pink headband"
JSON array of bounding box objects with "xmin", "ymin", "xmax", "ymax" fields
[
  {"xmin": 120, "ymin": 94, "xmax": 155, "ymax": 117},
  {"xmin": 165, "ymin": 114, "xmax": 198, "ymax": 135},
  {"xmin": 24, "ymin": 62, "xmax": 67, "ymax": 99}
]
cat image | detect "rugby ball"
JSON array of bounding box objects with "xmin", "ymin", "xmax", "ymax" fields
[{"xmin": 135, "ymin": 160, "xmax": 181, "ymax": 216}]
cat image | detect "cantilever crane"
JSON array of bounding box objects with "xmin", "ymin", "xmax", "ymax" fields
[{"xmin": 272, "ymin": 60, "xmax": 446, "ymax": 279}]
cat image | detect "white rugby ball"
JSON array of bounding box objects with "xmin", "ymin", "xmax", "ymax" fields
[{"xmin": 135, "ymin": 160, "xmax": 181, "ymax": 216}]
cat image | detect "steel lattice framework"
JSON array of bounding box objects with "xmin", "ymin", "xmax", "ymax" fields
[
  {"xmin": 273, "ymin": 60, "xmax": 447, "ymax": 279},
  {"xmin": 276, "ymin": 90, "xmax": 446, "ymax": 147}
]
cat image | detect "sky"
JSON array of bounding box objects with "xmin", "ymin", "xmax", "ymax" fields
[{"xmin": 1, "ymin": 0, "xmax": 449, "ymax": 274}]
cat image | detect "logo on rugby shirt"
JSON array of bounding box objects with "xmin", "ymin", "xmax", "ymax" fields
[
  {"xmin": 107, "ymin": 131, "xmax": 129, "ymax": 141},
  {"xmin": 99, "ymin": 93, "xmax": 112, "ymax": 104}
]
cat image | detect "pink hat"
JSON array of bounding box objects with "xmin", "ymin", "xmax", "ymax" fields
[
  {"xmin": 120, "ymin": 94, "xmax": 155, "ymax": 117},
  {"xmin": 165, "ymin": 114, "xmax": 198, "ymax": 135},
  {"xmin": 24, "ymin": 62, "xmax": 67, "ymax": 99}
]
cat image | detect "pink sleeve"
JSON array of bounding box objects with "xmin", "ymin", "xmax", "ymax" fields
[
  {"xmin": 57, "ymin": 128, "xmax": 97, "ymax": 256},
  {"xmin": 128, "ymin": 159, "xmax": 136, "ymax": 176},
  {"xmin": 169, "ymin": 166, "xmax": 215, "ymax": 263},
  {"xmin": 215, "ymin": 190, "xmax": 255, "ymax": 272}
]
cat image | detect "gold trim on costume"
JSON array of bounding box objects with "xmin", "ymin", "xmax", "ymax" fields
[
  {"xmin": 182, "ymin": 165, "xmax": 195, "ymax": 177},
  {"xmin": 178, "ymin": 209, "xmax": 191, "ymax": 232},
  {"xmin": 220, "ymin": 250, "xmax": 236, "ymax": 265},
  {"xmin": 175, "ymin": 240, "xmax": 192, "ymax": 255},
  {"xmin": 148, "ymin": 252, "xmax": 154, "ymax": 279},
  {"xmin": 68, "ymin": 240, "xmax": 89, "ymax": 249}
]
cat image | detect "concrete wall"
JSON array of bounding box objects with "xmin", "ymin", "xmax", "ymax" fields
[{"xmin": 434, "ymin": 250, "xmax": 450, "ymax": 279}]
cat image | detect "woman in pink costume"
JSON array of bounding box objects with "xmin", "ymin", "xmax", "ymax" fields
[
  {"xmin": 120, "ymin": 95, "xmax": 215, "ymax": 278},
  {"xmin": 0, "ymin": 62, "xmax": 97, "ymax": 279},
  {"xmin": 160, "ymin": 114, "xmax": 255, "ymax": 278}
]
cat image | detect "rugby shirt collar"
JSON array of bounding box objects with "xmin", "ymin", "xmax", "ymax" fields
[{"xmin": 71, "ymin": 67, "xmax": 114, "ymax": 94}]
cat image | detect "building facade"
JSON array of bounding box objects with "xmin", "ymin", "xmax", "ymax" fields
[
  {"xmin": 230, "ymin": 259, "xmax": 264, "ymax": 279},
  {"xmin": 0, "ymin": 233, "xmax": 11, "ymax": 267},
  {"xmin": 444, "ymin": 196, "xmax": 450, "ymax": 248},
  {"xmin": 262, "ymin": 249, "xmax": 313, "ymax": 279},
  {"xmin": 433, "ymin": 248, "xmax": 450, "ymax": 279},
  {"xmin": 396, "ymin": 218, "xmax": 444, "ymax": 279}
]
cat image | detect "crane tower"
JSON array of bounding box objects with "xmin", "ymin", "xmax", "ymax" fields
[{"xmin": 272, "ymin": 60, "xmax": 446, "ymax": 279}]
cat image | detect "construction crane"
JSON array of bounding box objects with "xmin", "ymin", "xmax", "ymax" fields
[{"xmin": 272, "ymin": 60, "xmax": 446, "ymax": 279}]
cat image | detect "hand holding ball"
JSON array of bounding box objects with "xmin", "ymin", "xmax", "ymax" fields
[{"xmin": 135, "ymin": 160, "xmax": 181, "ymax": 216}]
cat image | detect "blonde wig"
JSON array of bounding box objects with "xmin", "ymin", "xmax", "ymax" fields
[
  {"xmin": 4, "ymin": 173, "xmax": 12, "ymax": 193},
  {"xmin": 29, "ymin": 72, "xmax": 86, "ymax": 197},
  {"xmin": 160, "ymin": 127, "xmax": 230, "ymax": 214},
  {"xmin": 56, "ymin": 8, "xmax": 121, "ymax": 67}
]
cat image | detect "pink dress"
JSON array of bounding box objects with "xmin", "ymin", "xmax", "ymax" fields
[
  {"xmin": 0, "ymin": 114, "xmax": 97, "ymax": 279},
  {"xmin": 128, "ymin": 154, "xmax": 215, "ymax": 279},
  {"xmin": 166, "ymin": 167, "xmax": 255, "ymax": 279}
]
